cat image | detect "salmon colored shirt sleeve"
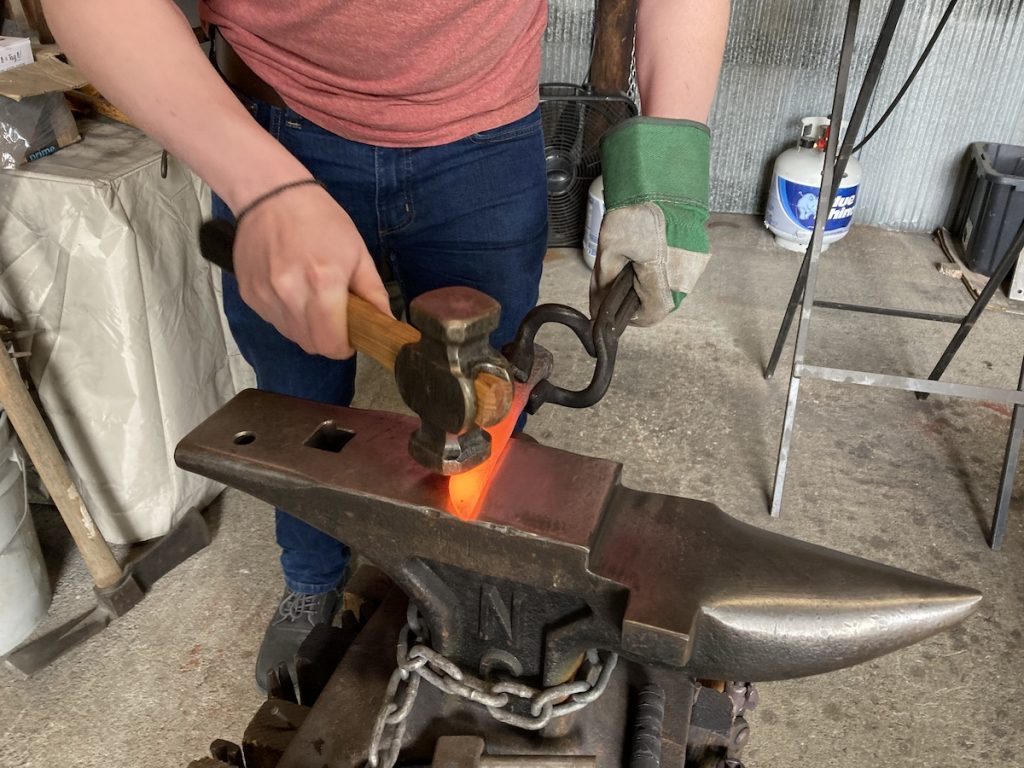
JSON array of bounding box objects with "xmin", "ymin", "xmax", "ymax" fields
[{"xmin": 199, "ymin": 0, "xmax": 547, "ymax": 147}]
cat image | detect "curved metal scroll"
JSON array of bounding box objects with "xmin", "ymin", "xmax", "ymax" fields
[{"xmin": 504, "ymin": 265, "xmax": 640, "ymax": 414}]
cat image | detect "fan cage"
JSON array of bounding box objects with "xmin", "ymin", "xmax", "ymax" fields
[{"xmin": 539, "ymin": 83, "xmax": 637, "ymax": 248}]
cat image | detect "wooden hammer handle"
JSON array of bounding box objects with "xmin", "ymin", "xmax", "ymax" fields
[
  {"xmin": 346, "ymin": 293, "xmax": 419, "ymax": 370},
  {"xmin": 0, "ymin": 346, "xmax": 122, "ymax": 589},
  {"xmin": 200, "ymin": 220, "xmax": 511, "ymax": 426},
  {"xmin": 589, "ymin": 0, "xmax": 639, "ymax": 94}
]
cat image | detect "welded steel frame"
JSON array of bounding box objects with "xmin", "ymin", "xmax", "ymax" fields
[{"xmin": 764, "ymin": 0, "xmax": 1024, "ymax": 550}]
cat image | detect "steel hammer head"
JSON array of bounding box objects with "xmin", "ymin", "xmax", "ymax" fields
[{"xmin": 394, "ymin": 287, "xmax": 514, "ymax": 475}]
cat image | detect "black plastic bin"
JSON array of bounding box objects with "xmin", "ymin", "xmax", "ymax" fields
[{"xmin": 951, "ymin": 141, "xmax": 1024, "ymax": 276}]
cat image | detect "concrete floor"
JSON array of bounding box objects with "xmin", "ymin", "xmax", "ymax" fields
[{"xmin": 2, "ymin": 215, "xmax": 1022, "ymax": 767}]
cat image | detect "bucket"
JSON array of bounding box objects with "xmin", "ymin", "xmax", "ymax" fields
[{"xmin": 0, "ymin": 410, "xmax": 51, "ymax": 655}]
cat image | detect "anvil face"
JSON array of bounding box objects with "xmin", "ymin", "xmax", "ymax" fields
[{"xmin": 175, "ymin": 390, "xmax": 980, "ymax": 684}]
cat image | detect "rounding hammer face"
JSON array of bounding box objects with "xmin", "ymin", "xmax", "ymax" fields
[{"xmin": 394, "ymin": 287, "xmax": 514, "ymax": 475}]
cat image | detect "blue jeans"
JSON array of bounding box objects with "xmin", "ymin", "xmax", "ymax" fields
[{"xmin": 215, "ymin": 96, "xmax": 548, "ymax": 594}]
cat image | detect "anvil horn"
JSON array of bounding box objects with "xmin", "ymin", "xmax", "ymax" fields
[
  {"xmin": 175, "ymin": 390, "xmax": 980, "ymax": 684},
  {"xmin": 591, "ymin": 488, "xmax": 981, "ymax": 680}
]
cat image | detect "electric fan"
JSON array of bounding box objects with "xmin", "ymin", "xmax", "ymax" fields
[{"xmin": 539, "ymin": 84, "xmax": 637, "ymax": 247}]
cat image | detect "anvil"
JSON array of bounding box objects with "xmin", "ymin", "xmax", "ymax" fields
[{"xmin": 175, "ymin": 389, "xmax": 980, "ymax": 692}]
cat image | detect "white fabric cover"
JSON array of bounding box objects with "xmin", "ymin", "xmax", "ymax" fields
[{"xmin": 0, "ymin": 118, "xmax": 253, "ymax": 544}]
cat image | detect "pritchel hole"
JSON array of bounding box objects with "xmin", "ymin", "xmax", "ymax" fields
[
  {"xmin": 305, "ymin": 421, "xmax": 355, "ymax": 454},
  {"xmin": 233, "ymin": 431, "xmax": 256, "ymax": 446}
]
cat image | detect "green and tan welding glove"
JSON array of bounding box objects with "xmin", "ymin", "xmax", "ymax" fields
[{"xmin": 591, "ymin": 118, "xmax": 712, "ymax": 326}]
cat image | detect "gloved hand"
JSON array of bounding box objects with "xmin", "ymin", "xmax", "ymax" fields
[{"xmin": 591, "ymin": 118, "xmax": 712, "ymax": 326}]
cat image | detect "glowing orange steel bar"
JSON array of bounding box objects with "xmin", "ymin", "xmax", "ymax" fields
[{"xmin": 447, "ymin": 385, "xmax": 527, "ymax": 521}]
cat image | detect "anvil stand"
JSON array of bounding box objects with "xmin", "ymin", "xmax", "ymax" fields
[{"xmin": 764, "ymin": 0, "xmax": 1024, "ymax": 549}]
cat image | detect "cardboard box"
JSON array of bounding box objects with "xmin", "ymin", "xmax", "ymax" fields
[
  {"xmin": 0, "ymin": 58, "xmax": 85, "ymax": 168},
  {"xmin": 0, "ymin": 91, "xmax": 80, "ymax": 167},
  {"xmin": 0, "ymin": 37, "xmax": 34, "ymax": 74}
]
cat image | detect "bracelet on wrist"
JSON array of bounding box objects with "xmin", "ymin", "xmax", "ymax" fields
[{"xmin": 234, "ymin": 178, "xmax": 325, "ymax": 229}]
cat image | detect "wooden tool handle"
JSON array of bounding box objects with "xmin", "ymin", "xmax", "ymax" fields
[
  {"xmin": 200, "ymin": 220, "xmax": 512, "ymax": 426},
  {"xmin": 589, "ymin": 0, "xmax": 640, "ymax": 93},
  {"xmin": 0, "ymin": 346, "xmax": 122, "ymax": 589},
  {"xmin": 346, "ymin": 293, "xmax": 419, "ymax": 370}
]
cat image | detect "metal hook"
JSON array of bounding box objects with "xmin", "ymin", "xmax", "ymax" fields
[{"xmin": 503, "ymin": 264, "xmax": 639, "ymax": 414}]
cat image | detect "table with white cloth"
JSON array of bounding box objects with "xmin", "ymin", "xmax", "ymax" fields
[{"xmin": 0, "ymin": 117, "xmax": 251, "ymax": 544}]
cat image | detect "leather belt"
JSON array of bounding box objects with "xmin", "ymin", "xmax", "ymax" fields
[{"xmin": 213, "ymin": 31, "xmax": 287, "ymax": 109}]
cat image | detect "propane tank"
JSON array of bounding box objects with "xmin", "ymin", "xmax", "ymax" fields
[
  {"xmin": 765, "ymin": 116, "xmax": 862, "ymax": 252},
  {"xmin": 583, "ymin": 175, "xmax": 604, "ymax": 269}
]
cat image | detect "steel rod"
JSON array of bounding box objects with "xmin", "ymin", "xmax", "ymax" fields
[
  {"xmin": 813, "ymin": 301, "xmax": 964, "ymax": 324},
  {"xmin": 828, "ymin": 0, "xmax": 907, "ymax": 203},
  {"xmin": 922, "ymin": 217, "xmax": 1024, "ymax": 392},
  {"xmin": 771, "ymin": 377, "xmax": 802, "ymax": 517},
  {"xmin": 797, "ymin": 365, "xmax": 1024, "ymax": 404},
  {"xmin": 765, "ymin": 0, "xmax": 907, "ymax": 379},
  {"xmin": 765, "ymin": 255, "xmax": 808, "ymax": 379},
  {"xmin": 990, "ymin": 356, "xmax": 1024, "ymax": 550},
  {"xmin": 790, "ymin": 15, "xmax": 861, "ymax": 369},
  {"xmin": 770, "ymin": 0, "xmax": 860, "ymax": 516}
]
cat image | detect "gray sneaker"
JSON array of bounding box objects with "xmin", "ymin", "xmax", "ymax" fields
[{"xmin": 256, "ymin": 587, "xmax": 341, "ymax": 692}]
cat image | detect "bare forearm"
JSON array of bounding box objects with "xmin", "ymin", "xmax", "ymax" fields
[
  {"xmin": 41, "ymin": 0, "xmax": 309, "ymax": 212},
  {"xmin": 635, "ymin": 0, "xmax": 730, "ymax": 121}
]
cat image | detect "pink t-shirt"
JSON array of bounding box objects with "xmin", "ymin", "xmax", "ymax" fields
[{"xmin": 199, "ymin": 1, "xmax": 547, "ymax": 147}]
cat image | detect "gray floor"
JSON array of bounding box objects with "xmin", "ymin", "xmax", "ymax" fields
[{"xmin": 2, "ymin": 215, "xmax": 1022, "ymax": 768}]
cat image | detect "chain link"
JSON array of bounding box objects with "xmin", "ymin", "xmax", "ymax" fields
[{"xmin": 365, "ymin": 605, "xmax": 618, "ymax": 768}]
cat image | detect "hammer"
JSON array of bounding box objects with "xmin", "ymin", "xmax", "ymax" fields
[{"xmin": 198, "ymin": 219, "xmax": 515, "ymax": 474}]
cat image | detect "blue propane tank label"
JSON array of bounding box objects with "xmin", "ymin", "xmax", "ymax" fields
[{"xmin": 767, "ymin": 178, "xmax": 859, "ymax": 234}]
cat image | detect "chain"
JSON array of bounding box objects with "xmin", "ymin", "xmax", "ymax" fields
[{"xmin": 365, "ymin": 605, "xmax": 618, "ymax": 768}]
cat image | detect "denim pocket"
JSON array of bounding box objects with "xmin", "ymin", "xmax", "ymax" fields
[{"xmin": 468, "ymin": 108, "xmax": 542, "ymax": 145}]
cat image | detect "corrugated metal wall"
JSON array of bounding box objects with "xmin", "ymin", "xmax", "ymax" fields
[
  {"xmin": 542, "ymin": 0, "xmax": 596, "ymax": 85},
  {"xmin": 544, "ymin": 0, "xmax": 1024, "ymax": 231}
]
